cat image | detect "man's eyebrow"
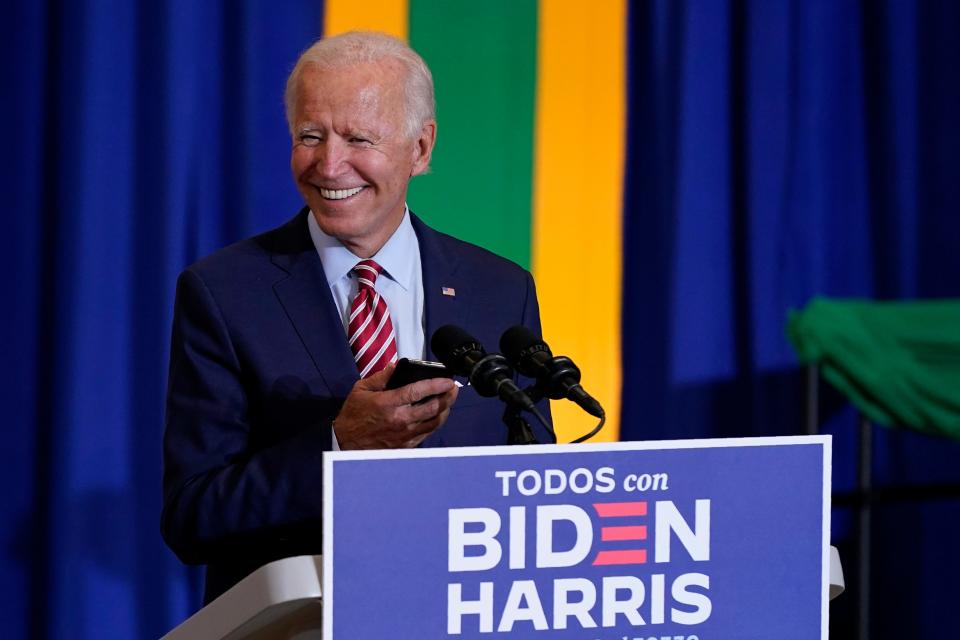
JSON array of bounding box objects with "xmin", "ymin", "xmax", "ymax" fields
[
  {"xmin": 295, "ymin": 124, "xmax": 322, "ymax": 135},
  {"xmin": 348, "ymin": 128, "xmax": 381, "ymax": 140}
]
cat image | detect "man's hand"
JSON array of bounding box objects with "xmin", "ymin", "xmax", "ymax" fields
[{"xmin": 333, "ymin": 362, "xmax": 459, "ymax": 449}]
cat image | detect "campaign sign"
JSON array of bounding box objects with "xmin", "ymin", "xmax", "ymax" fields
[{"xmin": 322, "ymin": 436, "xmax": 831, "ymax": 639}]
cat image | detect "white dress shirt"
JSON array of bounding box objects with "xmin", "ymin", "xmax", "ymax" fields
[
  {"xmin": 309, "ymin": 208, "xmax": 426, "ymax": 451},
  {"xmin": 307, "ymin": 207, "xmax": 426, "ymax": 361}
]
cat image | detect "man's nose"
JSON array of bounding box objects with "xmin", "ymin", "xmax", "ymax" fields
[{"xmin": 313, "ymin": 138, "xmax": 347, "ymax": 177}]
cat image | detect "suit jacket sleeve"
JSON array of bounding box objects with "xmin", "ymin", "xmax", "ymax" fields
[{"xmin": 161, "ymin": 267, "xmax": 331, "ymax": 567}]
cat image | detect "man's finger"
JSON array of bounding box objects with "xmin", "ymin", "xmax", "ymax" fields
[
  {"xmin": 403, "ymin": 388, "xmax": 457, "ymax": 432},
  {"xmin": 406, "ymin": 422, "xmax": 441, "ymax": 448},
  {"xmin": 401, "ymin": 396, "xmax": 443, "ymax": 424},
  {"xmin": 396, "ymin": 376, "xmax": 456, "ymax": 405},
  {"xmin": 403, "ymin": 415, "xmax": 445, "ymax": 446}
]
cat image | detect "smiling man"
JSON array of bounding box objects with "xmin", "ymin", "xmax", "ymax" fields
[
  {"xmin": 161, "ymin": 32, "xmax": 551, "ymax": 604},
  {"xmin": 289, "ymin": 51, "xmax": 432, "ymax": 259}
]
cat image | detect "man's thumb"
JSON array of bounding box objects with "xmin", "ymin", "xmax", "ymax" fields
[{"xmin": 358, "ymin": 361, "xmax": 397, "ymax": 391}]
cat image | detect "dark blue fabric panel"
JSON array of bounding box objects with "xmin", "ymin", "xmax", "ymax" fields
[
  {"xmin": 670, "ymin": 0, "xmax": 735, "ymax": 384},
  {"xmin": 0, "ymin": 1, "xmax": 322, "ymax": 638},
  {"xmin": 1, "ymin": 4, "xmax": 47, "ymax": 640},
  {"xmin": 623, "ymin": 1, "xmax": 960, "ymax": 637},
  {"xmin": 916, "ymin": 1, "xmax": 960, "ymax": 297}
]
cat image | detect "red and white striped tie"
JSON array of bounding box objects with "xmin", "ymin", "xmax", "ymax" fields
[{"xmin": 348, "ymin": 259, "xmax": 398, "ymax": 378}]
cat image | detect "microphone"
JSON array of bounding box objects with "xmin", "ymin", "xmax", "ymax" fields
[
  {"xmin": 430, "ymin": 325, "xmax": 537, "ymax": 413},
  {"xmin": 499, "ymin": 325, "xmax": 604, "ymax": 418}
]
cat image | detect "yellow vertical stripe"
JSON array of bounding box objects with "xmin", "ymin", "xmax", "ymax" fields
[
  {"xmin": 532, "ymin": 1, "xmax": 625, "ymax": 442},
  {"xmin": 323, "ymin": 0, "xmax": 408, "ymax": 40}
]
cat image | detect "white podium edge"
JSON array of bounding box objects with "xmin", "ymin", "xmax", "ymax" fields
[
  {"xmin": 829, "ymin": 546, "xmax": 845, "ymax": 600},
  {"xmin": 161, "ymin": 555, "xmax": 322, "ymax": 640}
]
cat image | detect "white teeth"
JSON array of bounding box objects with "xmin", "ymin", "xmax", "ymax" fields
[{"xmin": 319, "ymin": 186, "xmax": 364, "ymax": 200}]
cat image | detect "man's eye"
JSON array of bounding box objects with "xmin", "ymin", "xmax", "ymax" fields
[
  {"xmin": 350, "ymin": 137, "xmax": 371, "ymax": 145},
  {"xmin": 299, "ymin": 134, "xmax": 322, "ymax": 147}
]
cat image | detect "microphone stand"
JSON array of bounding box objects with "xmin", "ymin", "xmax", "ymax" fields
[
  {"xmin": 503, "ymin": 405, "xmax": 538, "ymax": 445},
  {"xmin": 501, "ymin": 380, "xmax": 606, "ymax": 445},
  {"xmin": 502, "ymin": 384, "xmax": 556, "ymax": 445}
]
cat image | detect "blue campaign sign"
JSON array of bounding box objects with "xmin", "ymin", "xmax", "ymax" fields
[{"xmin": 322, "ymin": 436, "xmax": 831, "ymax": 639}]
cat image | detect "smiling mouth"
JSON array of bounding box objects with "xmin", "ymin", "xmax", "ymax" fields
[{"xmin": 319, "ymin": 186, "xmax": 365, "ymax": 200}]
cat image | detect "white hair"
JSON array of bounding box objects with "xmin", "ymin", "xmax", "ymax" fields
[{"xmin": 284, "ymin": 31, "xmax": 436, "ymax": 139}]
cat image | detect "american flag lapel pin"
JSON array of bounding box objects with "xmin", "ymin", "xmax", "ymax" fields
[{"xmin": 441, "ymin": 286, "xmax": 456, "ymax": 297}]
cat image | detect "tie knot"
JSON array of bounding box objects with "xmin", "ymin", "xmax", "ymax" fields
[{"xmin": 353, "ymin": 259, "xmax": 383, "ymax": 290}]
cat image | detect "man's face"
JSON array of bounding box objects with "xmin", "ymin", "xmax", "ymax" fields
[{"xmin": 290, "ymin": 60, "xmax": 435, "ymax": 257}]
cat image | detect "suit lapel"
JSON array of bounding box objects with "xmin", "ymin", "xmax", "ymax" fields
[
  {"xmin": 412, "ymin": 214, "xmax": 468, "ymax": 360},
  {"xmin": 268, "ymin": 210, "xmax": 468, "ymax": 388},
  {"xmin": 269, "ymin": 210, "xmax": 359, "ymax": 397}
]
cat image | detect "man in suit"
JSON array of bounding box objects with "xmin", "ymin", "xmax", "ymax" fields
[{"xmin": 161, "ymin": 31, "xmax": 551, "ymax": 603}]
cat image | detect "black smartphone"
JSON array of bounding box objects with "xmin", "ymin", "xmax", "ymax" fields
[{"xmin": 386, "ymin": 358, "xmax": 455, "ymax": 389}]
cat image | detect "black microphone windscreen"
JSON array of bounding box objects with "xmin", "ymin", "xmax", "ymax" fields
[
  {"xmin": 499, "ymin": 325, "xmax": 542, "ymax": 362},
  {"xmin": 431, "ymin": 325, "xmax": 480, "ymax": 367}
]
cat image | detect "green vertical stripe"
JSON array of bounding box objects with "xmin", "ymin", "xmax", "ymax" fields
[{"xmin": 408, "ymin": 0, "xmax": 537, "ymax": 269}]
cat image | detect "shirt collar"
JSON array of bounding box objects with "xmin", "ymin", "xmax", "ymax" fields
[{"xmin": 307, "ymin": 206, "xmax": 418, "ymax": 291}]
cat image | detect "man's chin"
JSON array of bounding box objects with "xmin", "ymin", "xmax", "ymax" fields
[
  {"xmin": 309, "ymin": 206, "xmax": 405, "ymax": 258},
  {"xmin": 311, "ymin": 211, "xmax": 371, "ymax": 245},
  {"xmin": 307, "ymin": 198, "xmax": 358, "ymax": 225}
]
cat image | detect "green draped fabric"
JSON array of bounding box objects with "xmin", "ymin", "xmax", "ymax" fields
[{"xmin": 788, "ymin": 298, "xmax": 960, "ymax": 439}]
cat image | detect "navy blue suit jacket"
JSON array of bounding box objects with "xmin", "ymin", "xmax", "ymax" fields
[{"xmin": 161, "ymin": 209, "xmax": 551, "ymax": 602}]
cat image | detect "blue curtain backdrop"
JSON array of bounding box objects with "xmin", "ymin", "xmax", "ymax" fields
[
  {"xmin": 621, "ymin": 0, "xmax": 960, "ymax": 637},
  {"xmin": 2, "ymin": 1, "xmax": 323, "ymax": 637},
  {"xmin": 3, "ymin": 0, "xmax": 960, "ymax": 638}
]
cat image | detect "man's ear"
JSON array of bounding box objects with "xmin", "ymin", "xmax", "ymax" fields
[{"xmin": 410, "ymin": 121, "xmax": 437, "ymax": 176}]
